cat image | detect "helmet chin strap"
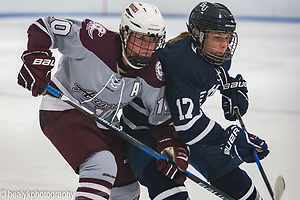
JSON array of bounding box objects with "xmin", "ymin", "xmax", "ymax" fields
[{"xmin": 121, "ymin": 43, "xmax": 143, "ymax": 70}]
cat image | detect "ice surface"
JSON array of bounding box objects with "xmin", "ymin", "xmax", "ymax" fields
[{"xmin": 0, "ymin": 17, "xmax": 299, "ymax": 199}]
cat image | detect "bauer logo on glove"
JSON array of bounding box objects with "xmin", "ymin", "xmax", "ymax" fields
[
  {"xmin": 17, "ymin": 49, "xmax": 55, "ymax": 97},
  {"xmin": 221, "ymin": 74, "xmax": 249, "ymax": 121},
  {"xmin": 32, "ymin": 58, "xmax": 55, "ymax": 66},
  {"xmin": 220, "ymin": 125, "xmax": 270, "ymax": 163}
]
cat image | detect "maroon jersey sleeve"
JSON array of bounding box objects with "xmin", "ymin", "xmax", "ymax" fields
[
  {"xmin": 80, "ymin": 19, "xmax": 122, "ymax": 72},
  {"xmin": 27, "ymin": 18, "xmax": 52, "ymax": 50}
]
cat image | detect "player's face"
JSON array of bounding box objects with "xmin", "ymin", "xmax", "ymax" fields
[
  {"xmin": 203, "ymin": 31, "xmax": 230, "ymax": 56},
  {"xmin": 126, "ymin": 32, "xmax": 158, "ymax": 57}
]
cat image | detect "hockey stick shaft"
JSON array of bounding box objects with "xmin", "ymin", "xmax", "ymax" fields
[
  {"xmin": 45, "ymin": 84, "xmax": 234, "ymax": 200},
  {"xmin": 233, "ymin": 106, "xmax": 274, "ymax": 199}
]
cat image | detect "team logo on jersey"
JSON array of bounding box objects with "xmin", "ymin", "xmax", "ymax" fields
[
  {"xmin": 72, "ymin": 83, "xmax": 128, "ymax": 116},
  {"xmin": 86, "ymin": 21, "xmax": 106, "ymax": 39},
  {"xmin": 155, "ymin": 61, "xmax": 164, "ymax": 81}
]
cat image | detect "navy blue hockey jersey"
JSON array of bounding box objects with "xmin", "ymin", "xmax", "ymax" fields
[{"xmin": 159, "ymin": 37, "xmax": 232, "ymax": 145}]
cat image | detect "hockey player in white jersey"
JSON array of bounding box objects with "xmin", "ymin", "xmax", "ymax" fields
[{"xmin": 17, "ymin": 2, "xmax": 190, "ymax": 199}]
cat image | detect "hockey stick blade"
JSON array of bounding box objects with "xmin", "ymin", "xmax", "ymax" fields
[
  {"xmin": 44, "ymin": 84, "xmax": 235, "ymax": 200},
  {"xmin": 234, "ymin": 107, "xmax": 286, "ymax": 200},
  {"xmin": 274, "ymin": 175, "xmax": 285, "ymax": 200}
]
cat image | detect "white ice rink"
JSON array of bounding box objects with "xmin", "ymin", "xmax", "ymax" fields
[{"xmin": 0, "ymin": 16, "xmax": 299, "ymax": 199}]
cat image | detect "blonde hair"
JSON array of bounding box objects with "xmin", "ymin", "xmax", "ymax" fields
[{"xmin": 167, "ymin": 31, "xmax": 190, "ymax": 44}]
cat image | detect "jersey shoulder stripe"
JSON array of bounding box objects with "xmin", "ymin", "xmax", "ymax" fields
[{"xmin": 80, "ymin": 19, "xmax": 121, "ymax": 73}]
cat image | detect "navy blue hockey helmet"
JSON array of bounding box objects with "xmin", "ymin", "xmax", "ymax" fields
[{"xmin": 187, "ymin": 2, "xmax": 238, "ymax": 65}]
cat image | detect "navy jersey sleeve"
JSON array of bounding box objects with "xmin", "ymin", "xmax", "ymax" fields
[{"xmin": 160, "ymin": 38, "xmax": 224, "ymax": 145}]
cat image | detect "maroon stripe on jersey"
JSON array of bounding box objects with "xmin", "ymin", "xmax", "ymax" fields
[
  {"xmin": 27, "ymin": 18, "xmax": 52, "ymax": 50},
  {"xmin": 36, "ymin": 18, "xmax": 46, "ymax": 27},
  {"xmin": 75, "ymin": 196, "xmax": 93, "ymax": 200},
  {"xmin": 79, "ymin": 178, "xmax": 113, "ymax": 190},
  {"xmin": 76, "ymin": 187, "xmax": 109, "ymax": 200}
]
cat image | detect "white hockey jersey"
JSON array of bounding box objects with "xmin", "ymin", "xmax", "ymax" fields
[{"xmin": 27, "ymin": 16, "xmax": 170, "ymax": 127}]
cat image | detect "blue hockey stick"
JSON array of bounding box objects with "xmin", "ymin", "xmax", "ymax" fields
[
  {"xmin": 233, "ymin": 106, "xmax": 274, "ymax": 200},
  {"xmin": 44, "ymin": 84, "xmax": 235, "ymax": 200}
]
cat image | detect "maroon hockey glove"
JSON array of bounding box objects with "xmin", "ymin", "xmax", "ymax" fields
[
  {"xmin": 156, "ymin": 137, "xmax": 190, "ymax": 184},
  {"xmin": 17, "ymin": 49, "xmax": 55, "ymax": 97}
]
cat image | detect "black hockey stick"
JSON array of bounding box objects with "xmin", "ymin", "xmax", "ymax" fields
[
  {"xmin": 44, "ymin": 84, "xmax": 235, "ymax": 200},
  {"xmin": 233, "ymin": 106, "xmax": 285, "ymax": 200}
]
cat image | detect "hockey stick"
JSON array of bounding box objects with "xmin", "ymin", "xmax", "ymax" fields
[
  {"xmin": 233, "ymin": 106, "xmax": 285, "ymax": 200},
  {"xmin": 274, "ymin": 175, "xmax": 285, "ymax": 200},
  {"xmin": 44, "ymin": 84, "xmax": 235, "ymax": 200}
]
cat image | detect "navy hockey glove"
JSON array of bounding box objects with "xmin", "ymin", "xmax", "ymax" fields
[
  {"xmin": 220, "ymin": 125, "xmax": 269, "ymax": 163},
  {"xmin": 17, "ymin": 49, "xmax": 55, "ymax": 97},
  {"xmin": 156, "ymin": 137, "xmax": 190, "ymax": 184},
  {"xmin": 221, "ymin": 74, "xmax": 249, "ymax": 121}
]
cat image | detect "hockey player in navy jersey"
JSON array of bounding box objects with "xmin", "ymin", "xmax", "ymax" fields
[
  {"xmin": 16, "ymin": 2, "xmax": 190, "ymax": 199},
  {"xmin": 158, "ymin": 2, "xmax": 270, "ymax": 200}
]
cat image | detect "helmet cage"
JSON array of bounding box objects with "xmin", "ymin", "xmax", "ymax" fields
[
  {"xmin": 196, "ymin": 30, "xmax": 238, "ymax": 66},
  {"xmin": 120, "ymin": 27, "xmax": 165, "ymax": 69}
]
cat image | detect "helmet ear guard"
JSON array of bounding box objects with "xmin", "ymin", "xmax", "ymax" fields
[
  {"xmin": 187, "ymin": 25, "xmax": 206, "ymax": 47},
  {"xmin": 187, "ymin": 2, "xmax": 238, "ymax": 66}
]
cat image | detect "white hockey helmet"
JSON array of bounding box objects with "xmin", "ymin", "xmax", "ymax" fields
[{"xmin": 120, "ymin": 2, "xmax": 166, "ymax": 69}]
